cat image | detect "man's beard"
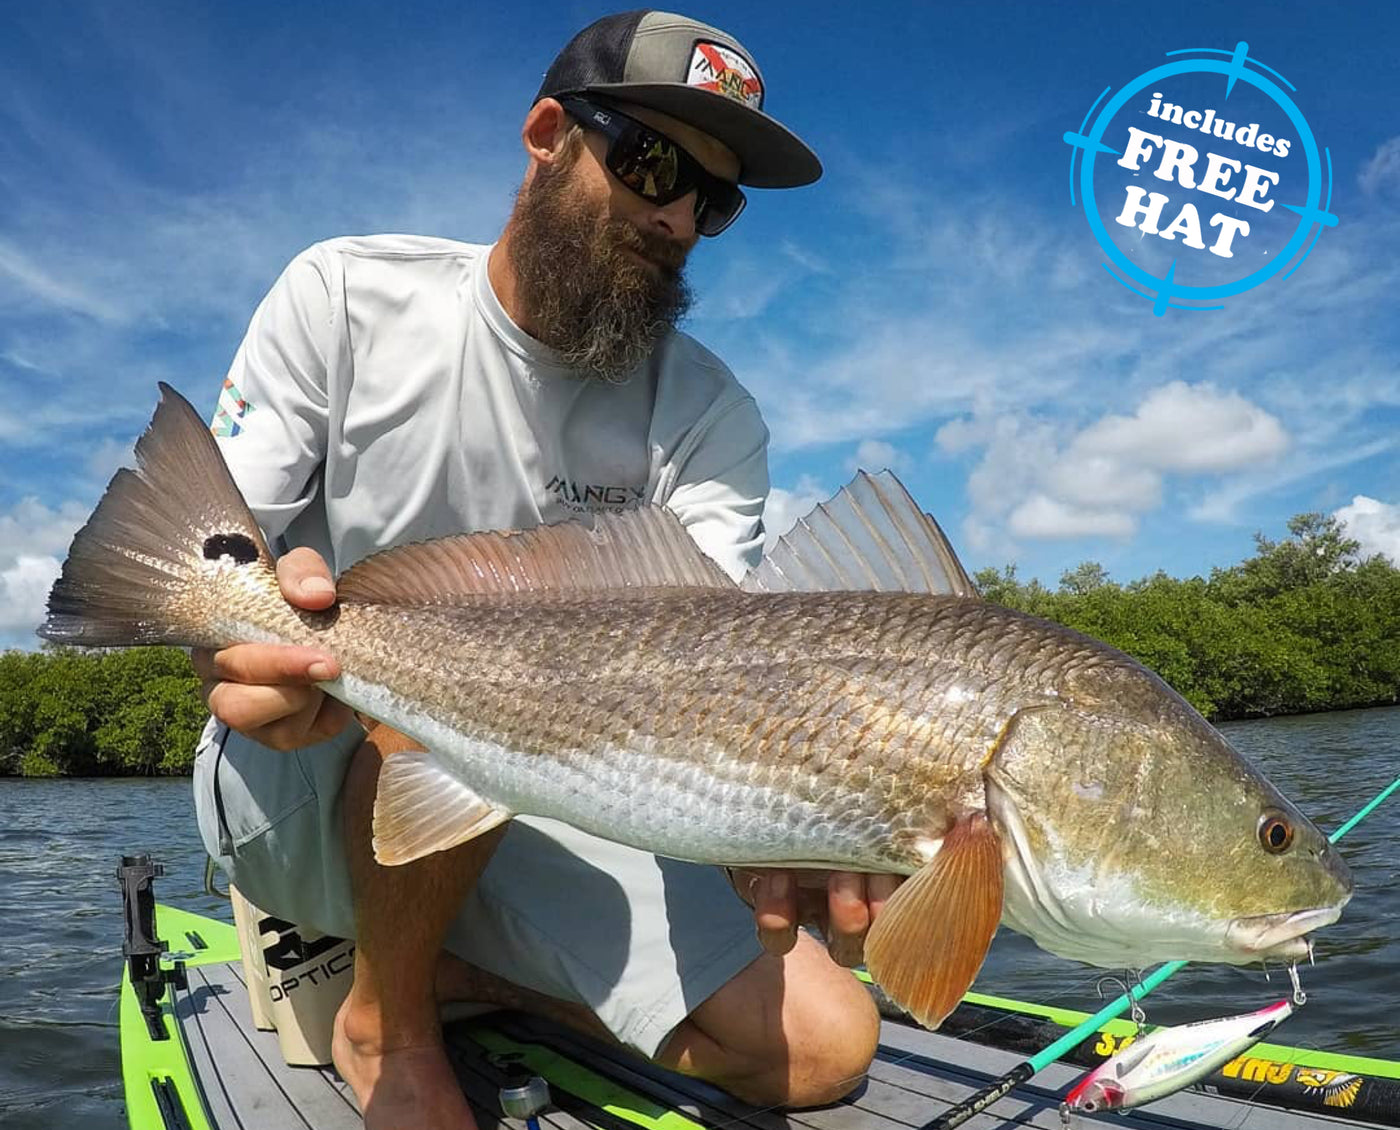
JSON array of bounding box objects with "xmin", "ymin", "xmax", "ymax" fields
[{"xmin": 508, "ymin": 146, "xmax": 694, "ymax": 383}]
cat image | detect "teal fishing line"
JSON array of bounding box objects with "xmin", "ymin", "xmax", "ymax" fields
[
  {"xmin": 1328, "ymin": 774, "xmax": 1400, "ymax": 843},
  {"xmin": 1027, "ymin": 961, "xmax": 1185, "ymax": 1072}
]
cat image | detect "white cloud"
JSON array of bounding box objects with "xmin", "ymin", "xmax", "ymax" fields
[
  {"xmin": 1191, "ymin": 438, "xmax": 1395, "ymax": 524},
  {"xmin": 1359, "ymin": 137, "xmax": 1400, "ymax": 198},
  {"xmin": 1, "ymin": 349, "xmax": 49, "ymax": 374},
  {"xmin": 779, "ymin": 240, "xmax": 831, "ymax": 275},
  {"xmin": 762, "ymin": 474, "xmax": 827, "ymax": 550},
  {"xmin": 707, "ymin": 177, "xmax": 1400, "ymax": 573},
  {"xmin": 934, "ymin": 416, "xmax": 986, "ymax": 455},
  {"xmin": 1008, "ymin": 495, "xmax": 1137, "ymax": 540},
  {"xmin": 86, "ymin": 438, "xmax": 135, "ymax": 484},
  {"xmin": 846, "ymin": 439, "xmax": 909, "ymax": 474},
  {"xmin": 0, "ymin": 498, "xmax": 88, "ymax": 559},
  {"xmin": 1045, "ymin": 454, "xmax": 1162, "ymax": 511},
  {"xmin": 1335, "ymin": 496, "xmax": 1400, "ymax": 563},
  {"xmin": 0, "ymin": 555, "xmax": 60, "ymax": 634},
  {"xmin": 0, "ymin": 498, "xmax": 88, "ymax": 642},
  {"xmin": 690, "ymin": 255, "xmax": 790, "ymax": 322},
  {"xmin": 960, "ymin": 415, "xmax": 1060, "ymax": 520},
  {"xmin": 1072, "ymin": 381, "xmax": 1289, "ymax": 473},
  {"xmin": 0, "ymin": 239, "xmax": 127, "ymax": 323},
  {"xmin": 945, "ymin": 382, "xmax": 1290, "ymax": 546}
]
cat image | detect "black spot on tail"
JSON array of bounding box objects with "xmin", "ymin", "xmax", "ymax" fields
[{"xmin": 203, "ymin": 533, "xmax": 259, "ymax": 565}]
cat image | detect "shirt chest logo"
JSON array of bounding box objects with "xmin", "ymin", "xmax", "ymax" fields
[{"xmin": 545, "ymin": 475, "xmax": 646, "ymax": 512}]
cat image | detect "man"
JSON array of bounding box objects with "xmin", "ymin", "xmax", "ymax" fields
[{"xmin": 192, "ymin": 12, "xmax": 890, "ymax": 1130}]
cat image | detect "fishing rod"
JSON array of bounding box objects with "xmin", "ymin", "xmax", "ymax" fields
[{"xmin": 921, "ymin": 772, "xmax": 1400, "ymax": 1130}]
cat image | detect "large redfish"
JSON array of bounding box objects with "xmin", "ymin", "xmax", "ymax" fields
[{"xmin": 41, "ymin": 385, "xmax": 1352, "ymax": 1028}]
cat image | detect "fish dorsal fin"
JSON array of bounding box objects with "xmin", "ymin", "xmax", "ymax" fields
[
  {"xmin": 742, "ymin": 470, "xmax": 977, "ymax": 596},
  {"xmin": 337, "ymin": 506, "xmax": 734, "ymax": 605}
]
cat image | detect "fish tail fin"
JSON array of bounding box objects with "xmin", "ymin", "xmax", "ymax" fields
[
  {"xmin": 864, "ymin": 813, "xmax": 1004, "ymax": 1029},
  {"xmin": 39, "ymin": 382, "xmax": 276, "ymax": 648}
]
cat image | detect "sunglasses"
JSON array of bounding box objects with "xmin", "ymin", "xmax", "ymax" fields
[{"xmin": 559, "ymin": 96, "xmax": 746, "ymax": 237}]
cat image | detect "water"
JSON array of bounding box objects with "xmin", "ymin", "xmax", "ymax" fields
[
  {"xmin": 0, "ymin": 778, "xmax": 222, "ymax": 1128},
  {"xmin": 1, "ymin": 707, "xmax": 1396, "ymax": 1128}
]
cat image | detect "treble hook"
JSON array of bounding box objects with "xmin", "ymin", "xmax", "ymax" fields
[
  {"xmin": 1095, "ymin": 973, "xmax": 1148, "ymax": 1029},
  {"xmin": 1288, "ymin": 962, "xmax": 1307, "ymax": 1007}
]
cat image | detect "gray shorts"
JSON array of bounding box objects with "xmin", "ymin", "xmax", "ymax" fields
[{"xmin": 192, "ymin": 718, "xmax": 763, "ymax": 1056}]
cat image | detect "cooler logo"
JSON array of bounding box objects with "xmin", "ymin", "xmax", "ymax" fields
[
  {"xmin": 211, "ymin": 377, "xmax": 254, "ymax": 438},
  {"xmin": 258, "ymin": 915, "xmax": 342, "ymax": 971},
  {"xmin": 687, "ymin": 42, "xmax": 762, "ymax": 109}
]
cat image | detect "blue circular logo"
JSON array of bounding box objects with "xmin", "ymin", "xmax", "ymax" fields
[{"xmin": 1064, "ymin": 42, "xmax": 1337, "ymax": 315}]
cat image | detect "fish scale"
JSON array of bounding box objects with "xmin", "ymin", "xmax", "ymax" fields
[{"xmin": 238, "ymin": 592, "xmax": 1131, "ymax": 874}]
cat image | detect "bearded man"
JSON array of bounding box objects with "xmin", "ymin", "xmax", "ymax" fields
[{"xmin": 191, "ymin": 12, "xmax": 890, "ymax": 1130}]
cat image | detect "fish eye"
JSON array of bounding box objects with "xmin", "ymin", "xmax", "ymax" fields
[{"xmin": 1258, "ymin": 811, "xmax": 1294, "ymax": 854}]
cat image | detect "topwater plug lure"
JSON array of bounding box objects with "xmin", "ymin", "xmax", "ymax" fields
[{"xmin": 1062, "ymin": 997, "xmax": 1297, "ymax": 1114}]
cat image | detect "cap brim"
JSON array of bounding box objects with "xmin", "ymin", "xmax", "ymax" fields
[{"xmin": 578, "ymin": 82, "xmax": 821, "ymax": 189}]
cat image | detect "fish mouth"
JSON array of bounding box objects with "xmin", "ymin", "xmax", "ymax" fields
[{"xmin": 1225, "ymin": 904, "xmax": 1346, "ymax": 960}]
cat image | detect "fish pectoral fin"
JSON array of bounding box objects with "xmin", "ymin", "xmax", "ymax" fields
[
  {"xmin": 863, "ymin": 812, "xmax": 1003, "ymax": 1030},
  {"xmin": 372, "ymin": 750, "xmax": 512, "ymax": 866}
]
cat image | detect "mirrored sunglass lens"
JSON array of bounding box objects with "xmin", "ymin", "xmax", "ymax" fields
[
  {"xmin": 614, "ymin": 130, "xmax": 686, "ymax": 203},
  {"xmin": 697, "ymin": 184, "xmax": 744, "ymax": 235}
]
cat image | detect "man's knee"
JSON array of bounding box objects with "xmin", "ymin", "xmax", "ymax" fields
[
  {"xmin": 776, "ymin": 966, "xmax": 880, "ymax": 1106},
  {"xmin": 675, "ymin": 935, "xmax": 881, "ymax": 1108}
]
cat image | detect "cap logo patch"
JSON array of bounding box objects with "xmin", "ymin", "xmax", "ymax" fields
[{"xmin": 687, "ymin": 42, "xmax": 762, "ymax": 109}]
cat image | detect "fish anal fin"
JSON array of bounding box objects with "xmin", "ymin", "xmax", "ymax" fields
[
  {"xmin": 372, "ymin": 750, "xmax": 511, "ymax": 866},
  {"xmin": 864, "ymin": 812, "xmax": 1003, "ymax": 1029}
]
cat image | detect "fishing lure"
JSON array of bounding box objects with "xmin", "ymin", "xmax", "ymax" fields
[{"xmin": 1062, "ymin": 998, "xmax": 1295, "ymax": 1114}]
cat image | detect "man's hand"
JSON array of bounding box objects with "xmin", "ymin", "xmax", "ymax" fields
[
  {"xmin": 729, "ymin": 868, "xmax": 903, "ymax": 967},
  {"xmin": 191, "ymin": 547, "xmax": 353, "ymax": 751}
]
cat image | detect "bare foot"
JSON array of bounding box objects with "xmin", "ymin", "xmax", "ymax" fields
[{"xmin": 332, "ymin": 994, "xmax": 478, "ymax": 1130}]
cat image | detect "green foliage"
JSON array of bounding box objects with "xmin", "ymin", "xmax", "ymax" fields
[
  {"xmin": 1058, "ymin": 560, "xmax": 1113, "ymax": 596},
  {"xmin": 977, "ymin": 522, "xmax": 1400, "ymax": 721},
  {"xmin": 0, "ymin": 647, "xmax": 202, "ymax": 777}
]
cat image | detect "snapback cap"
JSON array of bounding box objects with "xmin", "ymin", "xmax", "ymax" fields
[{"xmin": 535, "ymin": 10, "xmax": 821, "ymax": 189}]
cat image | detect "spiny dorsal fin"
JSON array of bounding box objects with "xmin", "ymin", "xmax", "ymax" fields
[
  {"xmin": 337, "ymin": 506, "xmax": 734, "ymax": 605},
  {"xmin": 743, "ymin": 470, "xmax": 976, "ymax": 596}
]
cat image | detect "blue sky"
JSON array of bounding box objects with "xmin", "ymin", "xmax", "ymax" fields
[{"xmin": 2, "ymin": 0, "xmax": 1398, "ymax": 647}]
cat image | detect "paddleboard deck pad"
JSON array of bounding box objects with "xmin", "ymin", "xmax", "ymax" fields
[{"xmin": 123, "ymin": 899, "xmax": 1399, "ymax": 1130}]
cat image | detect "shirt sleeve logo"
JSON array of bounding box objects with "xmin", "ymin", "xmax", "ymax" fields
[{"xmin": 210, "ymin": 377, "xmax": 255, "ymax": 438}]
